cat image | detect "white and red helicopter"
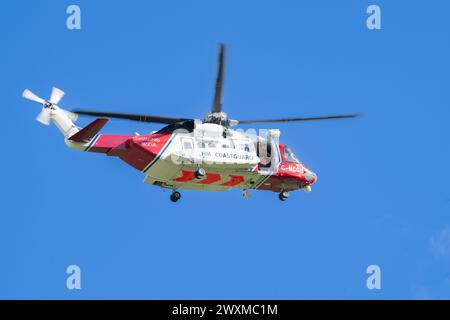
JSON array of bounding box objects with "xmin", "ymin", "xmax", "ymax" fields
[{"xmin": 23, "ymin": 44, "xmax": 357, "ymax": 202}]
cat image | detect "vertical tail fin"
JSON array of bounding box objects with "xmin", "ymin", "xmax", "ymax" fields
[{"xmin": 68, "ymin": 118, "xmax": 109, "ymax": 143}]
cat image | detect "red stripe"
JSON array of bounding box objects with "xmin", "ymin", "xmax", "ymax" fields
[
  {"xmin": 220, "ymin": 175, "xmax": 245, "ymax": 187},
  {"xmin": 174, "ymin": 170, "xmax": 196, "ymax": 182},
  {"xmin": 198, "ymin": 173, "xmax": 221, "ymax": 184},
  {"xmin": 87, "ymin": 134, "xmax": 133, "ymax": 154}
]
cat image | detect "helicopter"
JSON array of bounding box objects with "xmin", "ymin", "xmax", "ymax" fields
[{"xmin": 22, "ymin": 44, "xmax": 357, "ymax": 202}]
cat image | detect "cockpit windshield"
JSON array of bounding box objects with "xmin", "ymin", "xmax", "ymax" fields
[{"xmin": 283, "ymin": 147, "xmax": 301, "ymax": 164}]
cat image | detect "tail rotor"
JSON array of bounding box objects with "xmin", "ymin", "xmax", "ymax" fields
[{"xmin": 22, "ymin": 87, "xmax": 78, "ymax": 125}]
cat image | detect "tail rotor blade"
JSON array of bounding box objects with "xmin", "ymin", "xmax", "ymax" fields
[
  {"xmin": 36, "ymin": 108, "xmax": 52, "ymax": 125},
  {"xmin": 49, "ymin": 87, "xmax": 65, "ymax": 105},
  {"xmin": 23, "ymin": 87, "xmax": 78, "ymax": 125},
  {"xmin": 22, "ymin": 89, "xmax": 45, "ymax": 104}
]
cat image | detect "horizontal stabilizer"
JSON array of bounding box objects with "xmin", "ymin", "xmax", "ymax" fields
[{"xmin": 69, "ymin": 118, "xmax": 109, "ymax": 143}]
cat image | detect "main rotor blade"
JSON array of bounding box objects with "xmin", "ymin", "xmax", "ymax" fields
[
  {"xmin": 22, "ymin": 89, "xmax": 45, "ymax": 104},
  {"xmin": 73, "ymin": 109, "xmax": 193, "ymax": 124},
  {"xmin": 211, "ymin": 43, "xmax": 225, "ymax": 113},
  {"xmin": 238, "ymin": 114, "xmax": 360, "ymax": 124},
  {"xmin": 63, "ymin": 110, "xmax": 79, "ymax": 122},
  {"xmin": 49, "ymin": 87, "xmax": 65, "ymax": 105}
]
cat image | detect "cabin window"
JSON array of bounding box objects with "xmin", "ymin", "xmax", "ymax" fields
[
  {"xmin": 221, "ymin": 140, "xmax": 235, "ymax": 149},
  {"xmin": 234, "ymin": 141, "xmax": 252, "ymax": 152},
  {"xmin": 195, "ymin": 139, "xmax": 238, "ymax": 149},
  {"xmin": 181, "ymin": 138, "xmax": 193, "ymax": 150},
  {"xmin": 197, "ymin": 141, "xmax": 206, "ymax": 149},
  {"xmin": 240, "ymin": 144, "xmax": 251, "ymax": 152}
]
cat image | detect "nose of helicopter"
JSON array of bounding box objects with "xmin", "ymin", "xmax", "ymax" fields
[{"xmin": 304, "ymin": 169, "xmax": 317, "ymax": 184}]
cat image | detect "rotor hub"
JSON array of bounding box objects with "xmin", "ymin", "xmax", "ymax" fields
[{"xmin": 203, "ymin": 112, "xmax": 229, "ymax": 125}]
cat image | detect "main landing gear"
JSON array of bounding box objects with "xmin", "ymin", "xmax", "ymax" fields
[
  {"xmin": 170, "ymin": 191, "xmax": 181, "ymax": 202},
  {"xmin": 278, "ymin": 191, "xmax": 289, "ymax": 201}
]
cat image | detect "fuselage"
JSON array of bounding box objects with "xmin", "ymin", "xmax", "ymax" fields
[{"xmin": 71, "ymin": 122, "xmax": 317, "ymax": 193}]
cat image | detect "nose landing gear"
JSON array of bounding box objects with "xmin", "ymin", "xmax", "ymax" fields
[
  {"xmin": 170, "ymin": 191, "xmax": 181, "ymax": 202},
  {"xmin": 278, "ymin": 191, "xmax": 289, "ymax": 201}
]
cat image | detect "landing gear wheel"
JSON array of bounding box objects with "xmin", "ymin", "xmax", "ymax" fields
[
  {"xmin": 195, "ymin": 167, "xmax": 206, "ymax": 179},
  {"xmin": 279, "ymin": 191, "xmax": 289, "ymax": 201},
  {"xmin": 170, "ymin": 191, "xmax": 181, "ymax": 202}
]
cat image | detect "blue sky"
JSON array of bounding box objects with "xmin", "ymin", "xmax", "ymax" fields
[{"xmin": 1, "ymin": 0, "xmax": 449, "ymax": 299}]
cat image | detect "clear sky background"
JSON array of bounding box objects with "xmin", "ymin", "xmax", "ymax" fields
[{"xmin": 1, "ymin": 0, "xmax": 449, "ymax": 299}]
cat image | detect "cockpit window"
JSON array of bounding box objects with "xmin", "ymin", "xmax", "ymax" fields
[{"xmin": 283, "ymin": 147, "xmax": 301, "ymax": 163}]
